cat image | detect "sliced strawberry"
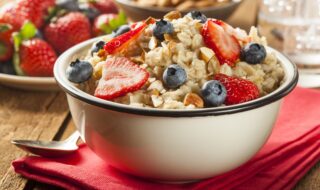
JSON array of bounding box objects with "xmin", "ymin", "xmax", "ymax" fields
[
  {"xmin": 94, "ymin": 57, "xmax": 149, "ymax": 100},
  {"xmin": 104, "ymin": 23, "xmax": 146, "ymax": 54},
  {"xmin": 202, "ymin": 20, "xmax": 241, "ymax": 66},
  {"xmin": 212, "ymin": 19, "xmax": 250, "ymax": 43},
  {"xmin": 214, "ymin": 74, "xmax": 259, "ymax": 105}
]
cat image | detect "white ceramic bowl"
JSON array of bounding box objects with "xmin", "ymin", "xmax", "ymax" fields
[{"xmin": 54, "ymin": 37, "xmax": 298, "ymax": 182}]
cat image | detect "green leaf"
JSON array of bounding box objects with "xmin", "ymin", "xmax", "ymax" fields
[
  {"xmin": 20, "ymin": 21, "xmax": 37, "ymax": 41},
  {"xmin": 13, "ymin": 52, "xmax": 25, "ymax": 76},
  {"xmin": 12, "ymin": 32, "xmax": 22, "ymax": 52},
  {"xmin": 0, "ymin": 23, "xmax": 12, "ymax": 33},
  {"xmin": 100, "ymin": 11, "xmax": 128, "ymax": 35}
]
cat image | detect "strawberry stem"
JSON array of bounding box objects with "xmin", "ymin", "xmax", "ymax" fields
[
  {"xmin": 0, "ymin": 42, "xmax": 7, "ymax": 55},
  {"xmin": 13, "ymin": 52, "xmax": 25, "ymax": 76},
  {"xmin": 0, "ymin": 23, "xmax": 12, "ymax": 33},
  {"xmin": 100, "ymin": 11, "xmax": 127, "ymax": 34}
]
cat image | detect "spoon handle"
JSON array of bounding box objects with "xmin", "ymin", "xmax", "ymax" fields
[{"xmin": 65, "ymin": 131, "xmax": 81, "ymax": 144}]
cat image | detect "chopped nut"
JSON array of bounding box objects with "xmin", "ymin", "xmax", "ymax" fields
[
  {"xmin": 147, "ymin": 80, "xmax": 164, "ymax": 92},
  {"xmin": 130, "ymin": 56, "xmax": 145, "ymax": 64},
  {"xmin": 164, "ymin": 34, "xmax": 174, "ymax": 42},
  {"xmin": 149, "ymin": 36, "xmax": 158, "ymax": 50},
  {"xmin": 151, "ymin": 95, "xmax": 164, "ymax": 107},
  {"xmin": 149, "ymin": 89, "xmax": 160, "ymax": 96},
  {"xmin": 208, "ymin": 56, "xmax": 220, "ymax": 75},
  {"xmin": 200, "ymin": 47, "xmax": 215, "ymax": 63},
  {"xmin": 183, "ymin": 93, "xmax": 204, "ymax": 108},
  {"xmin": 164, "ymin": 11, "xmax": 182, "ymax": 20}
]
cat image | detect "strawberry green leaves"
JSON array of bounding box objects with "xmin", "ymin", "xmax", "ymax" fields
[
  {"xmin": 100, "ymin": 11, "xmax": 127, "ymax": 34},
  {"xmin": 12, "ymin": 21, "xmax": 38, "ymax": 75}
]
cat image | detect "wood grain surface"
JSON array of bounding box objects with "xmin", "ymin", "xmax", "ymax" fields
[{"xmin": 0, "ymin": 0, "xmax": 318, "ymax": 189}]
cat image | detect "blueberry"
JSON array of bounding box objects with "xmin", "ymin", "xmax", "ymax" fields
[
  {"xmin": 66, "ymin": 59, "xmax": 93, "ymax": 83},
  {"xmin": 0, "ymin": 60, "xmax": 16, "ymax": 75},
  {"xmin": 187, "ymin": 11, "xmax": 207, "ymax": 23},
  {"xmin": 56, "ymin": 0, "xmax": 80, "ymax": 11},
  {"xmin": 201, "ymin": 80, "xmax": 227, "ymax": 107},
  {"xmin": 79, "ymin": 3, "xmax": 100, "ymax": 20},
  {"xmin": 240, "ymin": 43, "xmax": 267, "ymax": 64},
  {"xmin": 153, "ymin": 19, "xmax": 174, "ymax": 41},
  {"xmin": 112, "ymin": 25, "xmax": 131, "ymax": 37},
  {"xmin": 163, "ymin": 64, "xmax": 187, "ymax": 89},
  {"xmin": 90, "ymin": 41, "xmax": 105, "ymax": 56}
]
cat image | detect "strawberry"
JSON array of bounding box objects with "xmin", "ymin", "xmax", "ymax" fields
[
  {"xmin": 201, "ymin": 20, "xmax": 241, "ymax": 66},
  {"xmin": 0, "ymin": 24, "xmax": 14, "ymax": 61},
  {"xmin": 212, "ymin": 20, "xmax": 250, "ymax": 43},
  {"xmin": 0, "ymin": 0, "xmax": 51, "ymax": 30},
  {"xmin": 214, "ymin": 74, "xmax": 259, "ymax": 105},
  {"xmin": 93, "ymin": 14, "xmax": 116, "ymax": 36},
  {"xmin": 18, "ymin": 39, "xmax": 57, "ymax": 76},
  {"xmin": 89, "ymin": 0, "xmax": 118, "ymax": 14},
  {"xmin": 44, "ymin": 12, "xmax": 92, "ymax": 54},
  {"xmin": 104, "ymin": 22, "xmax": 146, "ymax": 54},
  {"xmin": 94, "ymin": 57, "xmax": 149, "ymax": 100}
]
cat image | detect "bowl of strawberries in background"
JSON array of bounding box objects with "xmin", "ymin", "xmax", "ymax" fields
[{"xmin": 0, "ymin": 0, "xmax": 128, "ymax": 91}]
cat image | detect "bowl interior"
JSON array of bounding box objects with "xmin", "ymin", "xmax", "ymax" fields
[{"xmin": 54, "ymin": 37, "xmax": 298, "ymax": 117}]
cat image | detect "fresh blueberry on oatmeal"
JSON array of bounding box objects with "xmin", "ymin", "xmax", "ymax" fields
[
  {"xmin": 163, "ymin": 64, "xmax": 187, "ymax": 89},
  {"xmin": 66, "ymin": 59, "xmax": 93, "ymax": 83},
  {"xmin": 201, "ymin": 80, "xmax": 226, "ymax": 107},
  {"xmin": 112, "ymin": 24, "xmax": 131, "ymax": 37},
  {"xmin": 90, "ymin": 41, "xmax": 106, "ymax": 56},
  {"xmin": 68, "ymin": 11, "xmax": 285, "ymax": 109},
  {"xmin": 240, "ymin": 43, "xmax": 267, "ymax": 64},
  {"xmin": 187, "ymin": 11, "xmax": 207, "ymax": 24},
  {"xmin": 153, "ymin": 19, "xmax": 174, "ymax": 41}
]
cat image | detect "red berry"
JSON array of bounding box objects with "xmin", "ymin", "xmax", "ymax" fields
[
  {"xmin": 104, "ymin": 23, "xmax": 146, "ymax": 54},
  {"xmin": 0, "ymin": 24, "xmax": 14, "ymax": 61},
  {"xmin": 93, "ymin": 14, "xmax": 116, "ymax": 36},
  {"xmin": 19, "ymin": 39, "xmax": 57, "ymax": 76},
  {"xmin": 201, "ymin": 20, "xmax": 240, "ymax": 66},
  {"xmin": 94, "ymin": 57, "xmax": 149, "ymax": 100},
  {"xmin": 214, "ymin": 74, "xmax": 259, "ymax": 105},
  {"xmin": 0, "ymin": 0, "xmax": 50, "ymax": 30},
  {"xmin": 90, "ymin": 0, "xmax": 118, "ymax": 14},
  {"xmin": 44, "ymin": 12, "xmax": 92, "ymax": 54}
]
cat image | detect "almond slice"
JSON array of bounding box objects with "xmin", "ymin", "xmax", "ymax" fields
[{"xmin": 183, "ymin": 93, "xmax": 204, "ymax": 108}]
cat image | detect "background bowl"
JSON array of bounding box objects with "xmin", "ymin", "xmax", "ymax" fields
[
  {"xmin": 54, "ymin": 37, "xmax": 298, "ymax": 182},
  {"xmin": 115, "ymin": 0, "xmax": 243, "ymax": 22}
]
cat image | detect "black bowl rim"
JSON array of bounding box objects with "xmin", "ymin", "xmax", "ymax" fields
[
  {"xmin": 54, "ymin": 38, "xmax": 299, "ymax": 118},
  {"xmin": 115, "ymin": 0, "xmax": 243, "ymax": 13}
]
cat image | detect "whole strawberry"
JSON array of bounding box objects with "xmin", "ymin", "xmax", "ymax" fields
[
  {"xmin": 89, "ymin": 0, "xmax": 118, "ymax": 14},
  {"xmin": 19, "ymin": 39, "xmax": 57, "ymax": 76},
  {"xmin": 93, "ymin": 14, "xmax": 116, "ymax": 36},
  {"xmin": 0, "ymin": 0, "xmax": 52, "ymax": 30},
  {"xmin": 12, "ymin": 22, "xmax": 57, "ymax": 76},
  {"xmin": 0, "ymin": 24, "xmax": 14, "ymax": 62},
  {"xmin": 214, "ymin": 74, "xmax": 259, "ymax": 105},
  {"xmin": 44, "ymin": 12, "xmax": 91, "ymax": 54}
]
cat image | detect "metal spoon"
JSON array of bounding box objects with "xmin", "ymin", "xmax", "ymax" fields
[{"xmin": 11, "ymin": 131, "xmax": 80, "ymax": 157}]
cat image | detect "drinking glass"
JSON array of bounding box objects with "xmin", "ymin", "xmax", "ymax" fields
[{"xmin": 258, "ymin": 0, "xmax": 320, "ymax": 87}]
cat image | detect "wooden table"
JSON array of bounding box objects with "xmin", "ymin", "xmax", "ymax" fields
[{"xmin": 0, "ymin": 0, "xmax": 319, "ymax": 189}]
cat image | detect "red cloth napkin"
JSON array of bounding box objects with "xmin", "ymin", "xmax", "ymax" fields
[{"xmin": 13, "ymin": 87, "xmax": 320, "ymax": 190}]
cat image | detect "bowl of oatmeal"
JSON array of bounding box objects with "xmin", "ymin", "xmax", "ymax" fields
[
  {"xmin": 54, "ymin": 12, "xmax": 298, "ymax": 182},
  {"xmin": 115, "ymin": 0, "xmax": 242, "ymax": 22}
]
